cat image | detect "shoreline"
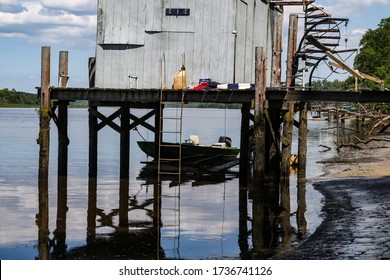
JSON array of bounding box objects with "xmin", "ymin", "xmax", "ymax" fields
[{"xmin": 277, "ymin": 143, "xmax": 390, "ymax": 260}]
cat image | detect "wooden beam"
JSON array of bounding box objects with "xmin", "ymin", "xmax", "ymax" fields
[
  {"xmin": 50, "ymin": 88, "xmax": 254, "ymax": 104},
  {"xmin": 129, "ymin": 110, "xmax": 156, "ymax": 132},
  {"xmin": 306, "ymin": 35, "xmax": 365, "ymax": 80},
  {"xmin": 266, "ymin": 88, "xmax": 390, "ymax": 103},
  {"xmin": 270, "ymin": 0, "xmax": 313, "ymax": 6},
  {"xmin": 329, "ymin": 61, "xmax": 384, "ymax": 85},
  {"xmin": 88, "ymin": 107, "xmax": 122, "ymax": 132}
]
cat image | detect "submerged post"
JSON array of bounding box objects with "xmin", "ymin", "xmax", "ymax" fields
[{"xmin": 253, "ymin": 47, "xmax": 267, "ymax": 188}]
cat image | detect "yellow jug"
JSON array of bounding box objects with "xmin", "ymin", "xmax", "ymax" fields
[{"xmin": 173, "ymin": 66, "xmax": 186, "ymax": 90}]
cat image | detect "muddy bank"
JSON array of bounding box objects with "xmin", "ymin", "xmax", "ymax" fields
[{"xmin": 276, "ymin": 144, "xmax": 390, "ymax": 260}]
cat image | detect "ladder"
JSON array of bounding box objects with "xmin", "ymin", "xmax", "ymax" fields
[
  {"xmin": 156, "ymin": 54, "xmax": 186, "ymax": 259},
  {"xmin": 157, "ymin": 55, "xmax": 186, "ymax": 181}
]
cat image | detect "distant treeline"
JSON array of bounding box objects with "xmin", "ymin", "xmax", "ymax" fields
[{"xmin": 0, "ymin": 88, "xmax": 38, "ymax": 107}]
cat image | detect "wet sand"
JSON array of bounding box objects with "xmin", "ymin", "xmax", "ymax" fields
[{"xmin": 277, "ymin": 143, "xmax": 390, "ymax": 260}]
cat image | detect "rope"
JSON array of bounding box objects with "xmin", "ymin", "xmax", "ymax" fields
[{"xmin": 133, "ymin": 127, "xmax": 147, "ymax": 142}]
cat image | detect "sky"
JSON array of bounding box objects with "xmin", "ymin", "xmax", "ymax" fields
[{"xmin": 0, "ymin": 0, "xmax": 389, "ymax": 93}]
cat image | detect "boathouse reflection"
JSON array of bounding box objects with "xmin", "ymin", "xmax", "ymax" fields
[{"xmin": 36, "ymin": 173, "xmax": 308, "ymax": 259}]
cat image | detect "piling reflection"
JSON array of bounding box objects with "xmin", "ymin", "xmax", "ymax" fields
[
  {"xmin": 36, "ymin": 172, "xmax": 309, "ymax": 259},
  {"xmin": 37, "ymin": 178, "xmax": 49, "ymax": 260},
  {"xmin": 83, "ymin": 179, "xmax": 163, "ymax": 259},
  {"xmin": 53, "ymin": 176, "xmax": 67, "ymax": 259},
  {"xmin": 251, "ymin": 186, "xmax": 279, "ymax": 259},
  {"xmin": 296, "ymin": 181, "xmax": 308, "ymax": 239}
]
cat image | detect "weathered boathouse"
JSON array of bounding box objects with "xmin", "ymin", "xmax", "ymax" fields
[{"xmin": 94, "ymin": 0, "xmax": 278, "ymax": 89}]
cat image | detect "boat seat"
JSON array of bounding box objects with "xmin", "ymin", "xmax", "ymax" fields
[{"xmin": 212, "ymin": 142, "xmax": 227, "ymax": 149}]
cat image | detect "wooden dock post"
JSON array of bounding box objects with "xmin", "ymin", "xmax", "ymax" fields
[
  {"xmin": 298, "ymin": 102, "xmax": 308, "ymax": 181},
  {"xmin": 87, "ymin": 104, "xmax": 98, "ymax": 238},
  {"xmin": 38, "ymin": 47, "xmax": 51, "ymax": 181},
  {"xmin": 239, "ymin": 102, "xmax": 251, "ymax": 186},
  {"xmin": 119, "ymin": 104, "xmax": 130, "ymax": 230},
  {"xmin": 253, "ymin": 47, "xmax": 267, "ymax": 188},
  {"xmin": 281, "ymin": 14, "xmax": 298, "ymax": 182},
  {"xmin": 55, "ymin": 51, "xmax": 69, "ymax": 247},
  {"xmin": 280, "ymin": 14, "xmax": 298, "ymax": 238},
  {"xmin": 267, "ymin": 13, "xmax": 284, "ymax": 181},
  {"xmin": 38, "ymin": 46, "xmax": 51, "ymax": 259}
]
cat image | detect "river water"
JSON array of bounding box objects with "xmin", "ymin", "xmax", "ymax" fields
[{"xmin": 0, "ymin": 107, "xmax": 338, "ymax": 260}]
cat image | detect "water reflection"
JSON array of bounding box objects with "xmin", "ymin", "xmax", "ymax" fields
[
  {"xmin": 36, "ymin": 171, "xmax": 309, "ymax": 260},
  {"xmin": 0, "ymin": 108, "xmax": 330, "ymax": 260}
]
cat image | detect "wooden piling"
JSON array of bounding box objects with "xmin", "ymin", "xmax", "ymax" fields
[
  {"xmin": 55, "ymin": 101, "xmax": 68, "ymax": 245},
  {"xmin": 119, "ymin": 104, "xmax": 130, "ymax": 230},
  {"xmin": 271, "ymin": 14, "xmax": 283, "ymax": 88},
  {"xmin": 239, "ymin": 102, "xmax": 251, "ymax": 186},
  {"xmin": 58, "ymin": 51, "xmax": 69, "ymax": 87},
  {"xmin": 253, "ymin": 47, "xmax": 267, "ymax": 188},
  {"xmin": 38, "ymin": 46, "xmax": 51, "ymax": 259},
  {"xmin": 281, "ymin": 14, "xmax": 298, "ymax": 182},
  {"xmin": 296, "ymin": 181, "xmax": 307, "ymax": 237},
  {"xmin": 280, "ymin": 14, "xmax": 298, "ymax": 232},
  {"xmin": 298, "ymin": 102, "xmax": 308, "ymax": 181},
  {"xmin": 87, "ymin": 104, "xmax": 98, "ymax": 237},
  {"xmin": 38, "ymin": 46, "xmax": 51, "ymax": 180},
  {"xmin": 267, "ymin": 13, "xmax": 284, "ymax": 181},
  {"xmin": 56, "ymin": 51, "xmax": 69, "ymax": 245}
]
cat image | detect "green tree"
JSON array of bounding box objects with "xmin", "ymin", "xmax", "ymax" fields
[
  {"xmin": 354, "ymin": 17, "xmax": 390, "ymax": 89},
  {"xmin": 0, "ymin": 88, "xmax": 38, "ymax": 107}
]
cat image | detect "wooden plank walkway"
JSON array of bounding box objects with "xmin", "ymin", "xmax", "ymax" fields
[
  {"xmin": 50, "ymin": 88, "xmax": 254, "ymax": 104},
  {"xmin": 266, "ymin": 88, "xmax": 390, "ymax": 103},
  {"xmin": 49, "ymin": 87, "xmax": 390, "ymax": 104}
]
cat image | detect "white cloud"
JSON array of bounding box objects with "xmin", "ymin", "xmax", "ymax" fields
[
  {"xmin": 0, "ymin": 1, "xmax": 97, "ymax": 47},
  {"xmin": 326, "ymin": 0, "xmax": 389, "ymax": 5},
  {"xmin": 323, "ymin": 0, "xmax": 389, "ymax": 18},
  {"xmin": 41, "ymin": 0, "xmax": 97, "ymax": 13}
]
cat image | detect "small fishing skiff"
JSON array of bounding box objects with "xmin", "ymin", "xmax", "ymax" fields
[{"xmin": 137, "ymin": 135, "xmax": 240, "ymax": 162}]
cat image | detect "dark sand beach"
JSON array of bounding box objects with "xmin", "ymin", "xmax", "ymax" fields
[{"xmin": 277, "ymin": 143, "xmax": 390, "ymax": 260}]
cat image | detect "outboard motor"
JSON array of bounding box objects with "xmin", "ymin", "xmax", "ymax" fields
[{"xmin": 218, "ymin": 136, "xmax": 232, "ymax": 147}]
